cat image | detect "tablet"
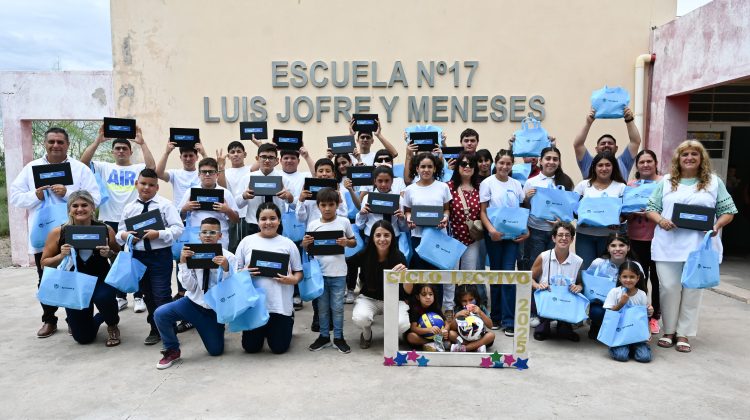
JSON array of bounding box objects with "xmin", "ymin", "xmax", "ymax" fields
[
  {"xmin": 327, "ymin": 135, "xmax": 355, "ymax": 154},
  {"xmin": 410, "ymin": 132, "xmax": 439, "ymax": 151},
  {"xmin": 240, "ymin": 121, "xmax": 268, "ymax": 140},
  {"xmin": 64, "ymin": 225, "xmax": 108, "ymax": 249},
  {"xmin": 103, "ymin": 117, "xmax": 136, "ymax": 139},
  {"xmin": 190, "ymin": 188, "xmax": 225, "ymax": 211},
  {"xmin": 32, "ymin": 162, "xmax": 74, "ymax": 188},
  {"xmin": 346, "ymin": 166, "xmax": 375, "ymax": 187},
  {"xmin": 353, "ymin": 114, "xmax": 379, "ymax": 133},
  {"xmin": 672, "ymin": 203, "xmax": 715, "ymax": 231},
  {"xmin": 367, "ymin": 192, "xmax": 400, "ymax": 215},
  {"xmin": 185, "ymin": 243, "xmax": 222, "ymax": 269},
  {"xmin": 249, "ymin": 175, "xmax": 283, "ymax": 196},
  {"xmin": 124, "ymin": 209, "xmax": 166, "ymax": 236},
  {"xmin": 169, "ymin": 128, "xmax": 200, "ymax": 147},
  {"xmin": 307, "ymin": 230, "xmax": 344, "ymax": 255},
  {"xmin": 272, "ymin": 129, "xmax": 303, "ymax": 150},
  {"xmin": 441, "ymin": 146, "xmax": 464, "ymax": 160},
  {"xmin": 249, "ymin": 250, "xmax": 290, "ymax": 278},
  {"xmin": 303, "ymin": 178, "xmax": 337, "ymax": 200},
  {"xmin": 411, "ymin": 205, "xmax": 443, "ymax": 226}
]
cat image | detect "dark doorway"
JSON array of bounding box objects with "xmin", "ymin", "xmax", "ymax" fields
[{"xmin": 722, "ymin": 127, "xmax": 750, "ymax": 256}]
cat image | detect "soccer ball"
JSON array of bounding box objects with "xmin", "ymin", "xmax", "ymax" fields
[
  {"xmin": 456, "ymin": 315, "xmax": 484, "ymax": 342},
  {"xmin": 418, "ymin": 312, "xmax": 445, "ymax": 339}
]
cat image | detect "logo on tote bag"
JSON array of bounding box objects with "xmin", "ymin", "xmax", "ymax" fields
[{"xmin": 220, "ymin": 292, "xmax": 236, "ymax": 303}]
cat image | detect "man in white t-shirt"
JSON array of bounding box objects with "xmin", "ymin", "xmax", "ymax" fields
[
  {"xmin": 9, "ymin": 127, "xmax": 100, "ymax": 338},
  {"xmin": 80, "ymin": 124, "xmax": 155, "ymax": 312},
  {"xmin": 217, "ymin": 141, "xmax": 251, "ymax": 251},
  {"xmin": 156, "ymin": 142, "xmax": 207, "ymax": 207},
  {"xmin": 347, "ymin": 118, "xmax": 399, "ymax": 166}
]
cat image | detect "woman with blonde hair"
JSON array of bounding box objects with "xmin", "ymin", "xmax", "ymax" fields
[
  {"xmin": 41, "ymin": 190, "xmax": 122, "ymax": 346},
  {"xmin": 646, "ymin": 140, "xmax": 737, "ymax": 353}
]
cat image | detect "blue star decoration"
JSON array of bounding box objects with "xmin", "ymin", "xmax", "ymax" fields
[
  {"xmin": 394, "ymin": 352, "xmax": 408, "ymax": 366},
  {"xmin": 416, "ymin": 355, "xmax": 430, "ymax": 367},
  {"xmin": 513, "ymin": 358, "xmax": 529, "ymax": 370}
]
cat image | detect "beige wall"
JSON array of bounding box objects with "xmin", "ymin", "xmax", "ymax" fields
[{"xmin": 111, "ymin": 0, "xmax": 676, "ymax": 191}]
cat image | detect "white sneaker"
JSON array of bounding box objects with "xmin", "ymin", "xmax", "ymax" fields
[
  {"xmin": 134, "ymin": 297, "xmax": 146, "ymax": 313},
  {"xmin": 116, "ymin": 298, "xmax": 128, "ymax": 312},
  {"xmin": 344, "ymin": 290, "xmax": 355, "ymax": 304},
  {"xmin": 530, "ymin": 317, "xmax": 541, "ymax": 328},
  {"xmin": 477, "ymin": 345, "xmax": 487, "ymax": 353}
]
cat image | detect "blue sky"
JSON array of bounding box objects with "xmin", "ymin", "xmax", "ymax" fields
[{"xmin": 0, "ymin": 0, "xmax": 112, "ymax": 71}]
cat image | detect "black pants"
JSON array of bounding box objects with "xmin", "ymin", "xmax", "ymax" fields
[
  {"xmin": 630, "ymin": 239, "xmax": 661, "ymax": 319},
  {"xmin": 34, "ymin": 252, "xmax": 59, "ymax": 325},
  {"xmin": 242, "ymin": 313, "xmax": 294, "ymax": 354},
  {"xmin": 104, "ymin": 221, "xmax": 144, "ymax": 300}
]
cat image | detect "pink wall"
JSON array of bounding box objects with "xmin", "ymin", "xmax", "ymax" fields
[
  {"xmin": 648, "ymin": 0, "xmax": 750, "ymax": 171},
  {"xmin": 0, "ymin": 71, "xmax": 113, "ymax": 266}
]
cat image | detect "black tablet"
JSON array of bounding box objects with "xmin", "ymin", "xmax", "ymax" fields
[
  {"xmin": 308, "ymin": 230, "xmax": 344, "ymax": 255},
  {"xmin": 346, "ymin": 166, "xmax": 375, "ymax": 187},
  {"xmin": 190, "ymin": 188, "xmax": 225, "ymax": 211},
  {"xmin": 441, "ymin": 146, "xmax": 464, "ymax": 160},
  {"xmin": 368, "ymin": 192, "xmax": 400, "ymax": 215},
  {"xmin": 32, "ymin": 162, "xmax": 74, "ymax": 188},
  {"xmin": 124, "ymin": 209, "xmax": 166, "ymax": 236},
  {"xmin": 672, "ymin": 203, "xmax": 715, "ymax": 231},
  {"xmin": 169, "ymin": 128, "xmax": 200, "ymax": 146},
  {"xmin": 103, "ymin": 117, "xmax": 136, "ymax": 139},
  {"xmin": 353, "ymin": 113, "xmax": 379, "ymax": 133},
  {"xmin": 327, "ymin": 135, "xmax": 355, "ymax": 154},
  {"xmin": 64, "ymin": 225, "xmax": 108, "ymax": 249},
  {"xmin": 303, "ymin": 178, "xmax": 338, "ymax": 200},
  {"xmin": 185, "ymin": 243, "xmax": 223, "ymax": 269},
  {"xmin": 249, "ymin": 250, "xmax": 290, "ymax": 278},
  {"xmin": 240, "ymin": 121, "xmax": 268, "ymax": 140},
  {"xmin": 272, "ymin": 129, "xmax": 303, "ymax": 150},
  {"xmin": 410, "ymin": 132, "xmax": 439, "ymax": 151},
  {"xmin": 411, "ymin": 205, "xmax": 443, "ymax": 226},
  {"xmin": 249, "ymin": 175, "xmax": 283, "ymax": 196}
]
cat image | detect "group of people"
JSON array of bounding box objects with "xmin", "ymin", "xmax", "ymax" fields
[{"xmin": 9, "ymin": 107, "xmax": 737, "ymax": 369}]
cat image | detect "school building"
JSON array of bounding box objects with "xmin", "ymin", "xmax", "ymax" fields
[{"xmin": 1, "ymin": 0, "xmax": 749, "ymax": 264}]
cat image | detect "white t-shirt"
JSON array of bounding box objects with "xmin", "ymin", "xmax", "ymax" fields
[
  {"xmin": 224, "ymin": 166, "xmax": 250, "ymax": 217},
  {"xmin": 523, "ymin": 173, "xmax": 558, "ymax": 231},
  {"xmin": 281, "ymin": 170, "xmax": 310, "ymax": 211},
  {"xmin": 177, "ymin": 185, "xmax": 239, "ymax": 248},
  {"xmin": 235, "ymin": 169, "xmax": 291, "ymax": 224},
  {"xmin": 353, "ymin": 151, "xmax": 376, "ymax": 166},
  {"xmin": 306, "ymin": 216, "xmax": 355, "ymax": 277},
  {"xmin": 357, "ymin": 182, "xmax": 407, "ymax": 236},
  {"xmin": 479, "ymin": 175, "xmax": 524, "ymax": 209},
  {"xmin": 235, "ymin": 234, "xmax": 303, "ymax": 316},
  {"xmin": 402, "ymin": 180, "xmax": 452, "ymax": 237},
  {"xmin": 92, "ymin": 161, "xmax": 146, "ymax": 223},
  {"xmin": 603, "ymin": 287, "xmax": 648, "ymax": 309},
  {"xmin": 573, "ymin": 180, "xmax": 626, "ymax": 236},
  {"xmin": 167, "ymin": 169, "xmax": 200, "ymax": 207}
]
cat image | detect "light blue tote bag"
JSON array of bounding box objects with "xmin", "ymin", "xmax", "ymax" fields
[
  {"xmin": 299, "ymin": 250, "xmax": 324, "ymax": 301},
  {"xmin": 621, "ymin": 181, "xmax": 657, "ymax": 214},
  {"xmin": 577, "ymin": 193, "xmax": 622, "ymax": 227},
  {"xmin": 37, "ymin": 248, "xmax": 98, "ymax": 310},
  {"xmin": 398, "ymin": 231, "xmax": 412, "ymax": 265},
  {"xmin": 345, "ymin": 224, "xmax": 365, "ymax": 257},
  {"xmin": 30, "ymin": 190, "xmax": 69, "ymax": 249},
  {"xmin": 172, "ymin": 213, "xmax": 200, "ymax": 260},
  {"xmin": 681, "ymin": 231, "xmax": 720, "ymax": 289},
  {"xmin": 104, "ymin": 235, "xmax": 147, "ymax": 293},
  {"xmin": 582, "ymin": 263, "xmax": 616, "ymax": 303},
  {"xmin": 511, "ymin": 163, "xmax": 532, "ymax": 186},
  {"xmin": 534, "ymin": 285, "xmax": 590, "ymax": 324},
  {"xmin": 486, "ymin": 207, "xmax": 530, "ymax": 240},
  {"xmin": 591, "ymin": 86, "xmax": 630, "ymax": 119},
  {"xmin": 597, "ymin": 301, "xmax": 650, "ymax": 347},
  {"xmin": 227, "ymin": 288, "xmax": 270, "ymax": 332},
  {"xmin": 281, "ymin": 210, "xmax": 305, "ymax": 243},
  {"xmin": 89, "ymin": 162, "xmax": 110, "ymax": 206},
  {"xmin": 204, "ymin": 268, "xmax": 260, "ymax": 323},
  {"xmin": 529, "ymin": 184, "xmax": 579, "ymax": 222},
  {"xmin": 414, "ymin": 228, "xmax": 467, "ymax": 270},
  {"xmin": 512, "ymin": 117, "xmax": 550, "ymax": 157}
]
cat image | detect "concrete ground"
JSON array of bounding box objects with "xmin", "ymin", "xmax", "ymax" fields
[{"xmin": 1, "ymin": 266, "xmax": 748, "ymax": 419}]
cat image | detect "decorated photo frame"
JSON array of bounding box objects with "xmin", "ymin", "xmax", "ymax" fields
[{"xmin": 383, "ymin": 269, "xmax": 531, "ymax": 369}]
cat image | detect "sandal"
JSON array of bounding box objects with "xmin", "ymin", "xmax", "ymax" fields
[
  {"xmin": 675, "ymin": 337, "xmax": 691, "ymax": 353},
  {"xmin": 106, "ymin": 325, "xmax": 121, "ymax": 347},
  {"xmin": 657, "ymin": 334, "xmax": 675, "ymax": 348}
]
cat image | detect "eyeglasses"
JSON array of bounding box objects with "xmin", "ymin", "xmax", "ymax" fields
[
  {"xmin": 556, "ymin": 233, "xmax": 572, "ymax": 238},
  {"xmin": 258, "ymin": 155, "xmax": 277, "ymax": 161},
  {"xmin": 199, "ymin": 230, "xmax": 220, "ymax": 236},
  {"xmin": 200, "ymin": 170, "xmax": 218, "ymax": 176},
  {"xmin": 458, "ymin": 161, "xmax": 473, "ymax": 168},
  {"xmin": 375, "ymin": 157, "xmax": 392, "ymax": 163}
]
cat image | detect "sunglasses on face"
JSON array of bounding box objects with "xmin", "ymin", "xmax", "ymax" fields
[
  {"xmin": 200, "ymin": 170, "xmax": 218, "ymax": 176},
  {"xmin": 375, "ymin": 157, "xmax": 392, "ymax": 163},
  {"xmin": 458, "ymin": 161, "xmax": 473, "ymax": 168}
]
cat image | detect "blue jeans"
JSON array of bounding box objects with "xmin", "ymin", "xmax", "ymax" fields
[
  {"xmin": 134, "ymin": 247, "xmax": 174, "ymax": 330},
  {"xmin": 609, "ymin": 342, "xmax": 652, "ymax": 362},
  {"xmin": 242, "ymin": 313, "xmax": 295, "ymax": 354},
  {"xmin": 575, "ymin": 233, "xmax": 609, "ymax": 270},
  {"xmin": 318, "ymin": 276, "xmax": 346, "ymax": 339},
  {"xmin": 525, "ymin": 227, "xmax": 555, "ymax": 269},
  {"xmin": 66, "ymin": 281, "xmax": 119, "ymax": 344},
  {"xmin": 485, "ymin": 236, "xmax": 518, "ymax": 328},
  {"xmin": 154, "ymin": 297, "xmax": 225, "ymax": 356}
]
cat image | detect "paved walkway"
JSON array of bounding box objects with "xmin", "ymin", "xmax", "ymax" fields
[{"xmin": 0, "ymin": 266, "xmax": 748, "ymax": 419}]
